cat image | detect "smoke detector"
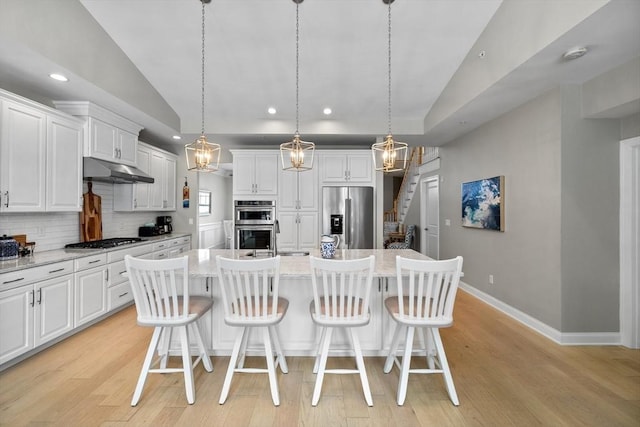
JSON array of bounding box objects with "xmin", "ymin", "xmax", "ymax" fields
[{"xmin": 563, "ymin": 46, "xmax": 588, "ymax": 60}]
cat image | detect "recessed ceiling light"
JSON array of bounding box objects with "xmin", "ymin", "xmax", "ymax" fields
[
  {"xmin": 268, "ymin": 107, "xmax": 277, "ymax": 115},
  {"xmin": 172, "ymin": 135, "xmax": 182, "ymax": 140},
  {"xmin": 49, "ymin": 73, "xmax": 68, "ymax": 82},
  {"xmin": 323, "ymin": 107, "xmax": 332, "ymax": 115},
  {"xmin": 563, "ymin": 46, "xmax": 588, "ymax": 60}
]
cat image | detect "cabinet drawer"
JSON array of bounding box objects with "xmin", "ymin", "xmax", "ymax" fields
[
  {"xmin": 152, "ymin": 241, "xmax": 170, "ymax": 252},
  {"xmin": 0, "ymin": 260, "xmax": 74, "ymax": 290},
  {"xmin": 107, "ymin": 244, "xmax": 152, "ymax": 263},
  {"xmin": 74, "ymin": 253, "xmax": 107, "ymax": 271},
  {"xmin": 108, "ymin": 281, "xmax": 133, "ymax": 310},
  {"xmin": 108, "ymin": 260, "xmax": 128, "ymax": 287}
]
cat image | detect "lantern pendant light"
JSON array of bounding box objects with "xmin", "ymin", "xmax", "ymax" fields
[
  {"xmin": 280, "ymin": 0, "xmax": 315, "ymax": 172},
  {"xmin": 185, "ymin": 0, "xmax": 221, "ymax": 172},
  {"xmin": 372, "ymin": 0, "xmax": 408, "ymax": 173}
]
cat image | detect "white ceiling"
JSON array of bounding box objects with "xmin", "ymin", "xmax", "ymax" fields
[{"xmin": 0, "ymin": 0, "xmax": 638, "ymax": 150}]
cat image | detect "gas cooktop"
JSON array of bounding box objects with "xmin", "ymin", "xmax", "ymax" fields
[{"xmin": 65, "ymin": 237, "xmax": 144, "ymax": 249}]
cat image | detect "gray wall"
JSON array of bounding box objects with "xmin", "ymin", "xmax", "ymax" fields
[
  {"xmin": 428, "ymin": 83, "xmax": 632, "ymax": 333},
  {"xmin": 440, "ymin": 89, "xmax": 564, "ymax": 330},
  {"xmin": 560, "ymin": 86, "xmax": 620, "ymax": 332}
]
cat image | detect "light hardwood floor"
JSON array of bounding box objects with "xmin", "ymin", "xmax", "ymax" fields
[{"xmin": 1, "ymin": 290, "xmax": 638, "ymax": 426}]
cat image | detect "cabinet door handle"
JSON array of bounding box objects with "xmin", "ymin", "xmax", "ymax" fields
[
  {"xmin": 30, "ymin": 290, "xmax": 35, "ymax": 307},
  {"xmin": 4, "ymin": 191, "xmax": 9, "ymax": 208},
  {"xmin": 106, "ymin": 269, "xmax": 109, "ymax": 281},
  {"xmin": 37, "ymin": 289, "xmax": 42, "ymax": 305}
]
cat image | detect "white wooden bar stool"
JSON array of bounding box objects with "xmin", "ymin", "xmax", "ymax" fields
[
  {"xmin": 124, "ymin": 255, "xmax": 213, "ymax": 406},
  {"xmin": 215, "ymin": 255, "xmax": 288, "ymax": 406},
  {"xmin": 309, "ymin": 255, "xmax": 375, "ymax": 407},
  {"xmin": 384, "ymin": 255, "xmax": 463, "ymax": 406}
]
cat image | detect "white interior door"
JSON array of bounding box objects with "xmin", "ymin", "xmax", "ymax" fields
[{"xmin": 420, "ymin": 176, "xmax": 439, "ymax": 259}]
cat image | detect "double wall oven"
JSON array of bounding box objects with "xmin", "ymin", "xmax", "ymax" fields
[{"xmin": 234, "ymin": 200, "xmax": 276, "ymax": 254}]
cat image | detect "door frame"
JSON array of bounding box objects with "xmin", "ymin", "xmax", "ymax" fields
[
  {"xmin": 620, "ymin": 136, "xmax": 639, "ymax": 348},
  {"xmin": 420, "ymin": 175, "xmax": 439, "ymax": 259}
]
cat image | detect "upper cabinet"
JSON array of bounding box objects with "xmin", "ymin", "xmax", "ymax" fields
[
  {"xmin": 88, "ymin": 117, "xmax": 137, "ymax": 165},
  {"xmin": 319, "ymin": 151, "xmax": 373, "ymax": 185},
  {"xmin": 232, "ymin": 151, "xmax": 278, "ymax": 196},
  {"xmin": 0, "ymin": 90, "xmax": 83, "ymax": 213},
  {"xmin": 114, "ymin": 142, "xmax": 177, "ymax": 212},
  {"xmin": 53, "ymin": 101, "xmax": 143, "ymax": 167}
]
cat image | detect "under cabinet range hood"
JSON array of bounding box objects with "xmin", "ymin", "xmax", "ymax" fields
[{"xmin": 83, "ymin": 157, "xmax": 154, "ymax": 184}]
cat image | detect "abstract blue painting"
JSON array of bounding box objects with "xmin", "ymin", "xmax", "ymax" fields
[{"xmin": 461, "ymin": 176, "xmax": 505, "ymax": 231}]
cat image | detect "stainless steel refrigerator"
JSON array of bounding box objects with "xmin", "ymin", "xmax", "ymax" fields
[{"xmin": 322, "ymin": 186, "xmax": 374, "ymax": 249}]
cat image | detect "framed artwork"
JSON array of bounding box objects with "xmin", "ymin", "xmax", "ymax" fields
[{"xmin": 461, "ymin": 176, "xmax": 505, "ymax": 231}]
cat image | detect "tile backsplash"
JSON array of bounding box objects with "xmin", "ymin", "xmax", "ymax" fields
[{"xmin": 0, "ymin": 182, "xmax": 166, "ymax": 252}]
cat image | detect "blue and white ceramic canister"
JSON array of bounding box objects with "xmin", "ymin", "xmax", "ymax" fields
[
  {"xmin": 0, "ymin": 235, "xmax": 19, "ymax": 261},
  {"xmin": 320, "ymin": 235, "xmax": 337, "ymax": 259}
]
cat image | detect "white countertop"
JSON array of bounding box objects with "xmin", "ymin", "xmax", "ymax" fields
[
  {"xmin": 0, "ymin": 234, "xmax": 190, "ymax": 274},
  {"xmin": 187, "ymin": 248, "xmax": 431, "ymax": 278}
]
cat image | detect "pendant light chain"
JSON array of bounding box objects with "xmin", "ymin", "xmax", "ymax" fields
[
  {"xmin": 387, "ymin": 0, "xmax": 392, "ymax": 136},
  {"xmin": 295, "ymin": 1, "xmax": 300, "ymax": 135},
  {"xmin": 201, "ymin": 0, "xmax": 206, "ymax": 136}
]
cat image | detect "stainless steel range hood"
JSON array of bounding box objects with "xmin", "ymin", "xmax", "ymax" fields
[{"xmin": 83, "ymin": 157, "xmax": 154, "ymax": 184}]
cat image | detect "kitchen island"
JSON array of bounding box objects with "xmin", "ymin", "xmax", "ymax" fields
[{"xmin": 183, "ymin": 248, "xmax": 432, "ymax": 357}]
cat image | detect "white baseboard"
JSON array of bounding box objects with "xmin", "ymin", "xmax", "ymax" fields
[{"xmin": 459, "ymin": 282, "xmax": 621, "ymax": 346}]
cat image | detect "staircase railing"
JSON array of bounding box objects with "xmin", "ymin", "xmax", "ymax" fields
[{"xmin": 394, "ymin": 147, "xmax": 420, "ymax": 223}]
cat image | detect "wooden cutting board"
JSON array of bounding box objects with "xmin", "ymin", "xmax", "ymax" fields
[{"xmin": 80, "ymin": 182, "xmax": 102, "ymax": 242}]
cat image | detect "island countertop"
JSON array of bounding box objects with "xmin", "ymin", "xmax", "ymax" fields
[{"xmin": 187, "ymin": 248, "xmax": 431, "ymax": 278}]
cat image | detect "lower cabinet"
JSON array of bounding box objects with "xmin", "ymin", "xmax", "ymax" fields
[
  {"xmin": 0, "ymin": 273, "xmax": 74, "ymax": 365},
  {"xmin": 277, "ymin": 211, "xmax": 319, "ymax": 252},
  {"xmin": 74, "ymin": 254, "xmax": 108, "ymax": 327}
]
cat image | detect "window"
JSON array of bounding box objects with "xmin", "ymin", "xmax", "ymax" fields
[{"xmin": 199, "ymin": 191, "xmax": 211, "ymax": 216}]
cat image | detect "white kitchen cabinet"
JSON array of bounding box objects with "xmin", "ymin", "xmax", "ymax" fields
[
  {"xmin": 0, "ymin": 260, "xmax": 74, "ymax": 365},
  {"xmin": 34, "ymin": 274, "xmax": 74, "ymax": 346},
  {"xmin": 85, "ymin": 117, "xmax": 138, "ymax": 165},
  {"xmin": 106, "ymin": 244, "xmax": 150, "ymax": 311},
  {"xmin": 0, "ymin": 98, "xmax": 46, "ymax": 212},
  {"xmin": 278, "ymin": 165, "xmax": 318, "ymax": 211},
  {"xmin": 53, "ymin": 101, "xmax": 143, "ymax": 167},
  {"xmin": 0, "ymin": 91, "xmax": 83, "ymax": 213},
  {"xmin": 277, "ymin": 211, "xmax": 318, "ymax": 252},
  {"xmin": 0, "ymin": 285, "xmax": 32, "ymax": 365},
  {"xmin": 163, "ymin": 155, "xmax": 177, "ymax": 210},
  {"xmin": 46, "ymin": 115, "xmax": 83, "ymax": 211},
  {"xmin": 320, "ymin": 151, "xmax": 373, "ymax": 185},
  {"xmin": 74, "ymin": 254, "xmax": 108, "ymax": 327},
  {"xmin": 148, "ymin": 146, "xmax": 177, "ymax": 211},
  {"xmin": 114, "ymin": 143, "xmax": 177, "ymax": 211},
  {"xmin": 232, "ymin": 151, "xmax": 278, "ymax": 196}
]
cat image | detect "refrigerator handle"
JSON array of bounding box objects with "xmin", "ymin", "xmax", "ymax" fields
[{"xmin": 345, "ymin": 198, "xmax": 351, "ymax": 248}]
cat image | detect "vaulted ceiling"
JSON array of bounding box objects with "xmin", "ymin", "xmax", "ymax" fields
[{"xmin": 0, "ymin": 0, "xmax": 638, "ymax": 153}]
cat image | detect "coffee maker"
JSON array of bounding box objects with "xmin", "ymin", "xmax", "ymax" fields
[{"xmin": 157, "ymin": 216, "xmax": 173, "ymax": 234}]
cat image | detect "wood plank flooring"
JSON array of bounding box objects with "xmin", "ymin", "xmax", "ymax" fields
[{"xmin": 1, "ymin": 290, "xmax": 638, "ymax": 426}]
